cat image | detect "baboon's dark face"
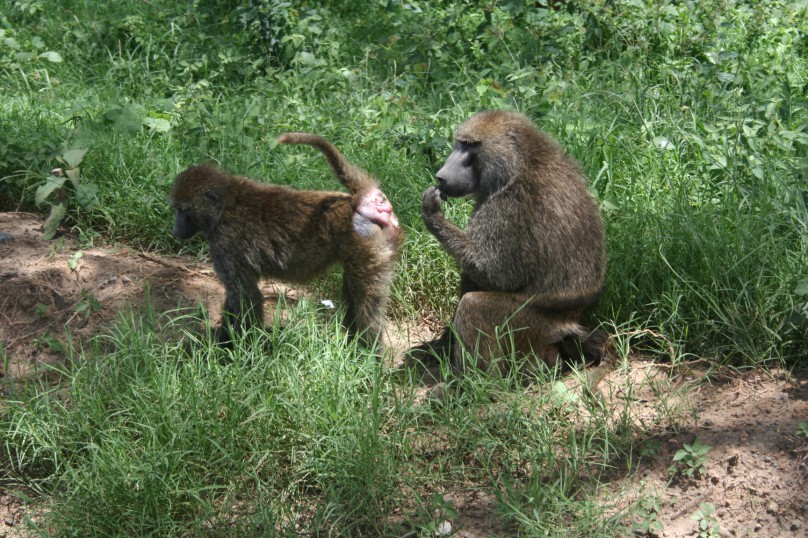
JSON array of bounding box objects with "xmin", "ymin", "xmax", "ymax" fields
[
  {"xmin": 435, "ymin": 139, "xmax": 480, "ymax": 198},
  {"xmin": 170, "ymin": 165, "xmax": 225, "ymax": 241},
  {"xmin": 172, "ymin": 208, "xmax": 199, "ymax": 240}
]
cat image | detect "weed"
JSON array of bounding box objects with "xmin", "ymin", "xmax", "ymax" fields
[
  {"xmin": 692, "ymin": 502, "xmax": 721, "ymax": 538},
  {"xmin": 35, "ymin": 149, "xmax": 98, "ymax": 240},
  {"xmin": 67, "ymin": 250, "xmax": 82, "ymax": 271},
  {"xmin": 407, "ymin": 493, "xmax": 459, "ymax": 537},
  {"xmin": 632, "ymin": 493, "xmax": 664, "ymax": 537},
  {"xmin": 74, "ymin": 290, "xmax": 102, "ymax": 319},
  {"xmin": 669, "ymin": 438, "xmax": 712, "ymax": 480},
  {"xmin": 31, "ymin": 332, "xmax": 63, "ymax": 353}
]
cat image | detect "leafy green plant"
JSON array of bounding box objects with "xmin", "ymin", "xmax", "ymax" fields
[
  {"xmin": 34, "ymin": 149, "xmax": 98, "ymax": 240},
  {"xmin": 74, "ymin": 290, "xmax": 102, "ymax": 319},
  {"xmin": 788, "ymin": 278, "xmax": 808, "ymax": 333},
  {"xmin": 669, "ymin": 438, "xmax": 712, "ymax": 480},
  {"xmin": 408, "ymin": 493, "xmax": 459, "ymax": 537},
  {"xmin": 67, "ymin": 250, "xmax": 83, "ymax": 271},
  {"xmin": 0, "ymin": 22, "xmax": 62, "ymax": 92},
  {"xmin": 632, "ymin": 494, "xmax": 664, "ymax": 537},
  {"xmin": 32, "ymin": 331, "xmax": 64, "ymax": 353},
  {"xmin": 34, "ymin": 303, "xmax": 48, "ymax": 318},
  {"xmin": 692, "ymin": 502, "xmax": 720, "ymax": 538},
  {"xmin": 797, "ymin": 420, "xmax": 808, "ymax": 439}
]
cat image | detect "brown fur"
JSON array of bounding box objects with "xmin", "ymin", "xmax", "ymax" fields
[
  {"xmin": 419, "ymin": 110, "xmax": 607, "ymax": 373},
  {"xmin": 170, "ymin": 137, "xmax": 402, "ymax": 348}
]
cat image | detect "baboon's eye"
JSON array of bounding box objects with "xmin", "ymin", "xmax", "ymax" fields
[{"xmin": 204, "ymin": 189, "xmax": 220, "ymax": 202}]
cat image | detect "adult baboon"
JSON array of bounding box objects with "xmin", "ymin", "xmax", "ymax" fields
[
  {"xmin": 170, "ymin": 134, "xmax": 402, "ymax": 347},
  {"xmin": 418, "ymin": 110, "xmax": 607, "ymax": 373}
]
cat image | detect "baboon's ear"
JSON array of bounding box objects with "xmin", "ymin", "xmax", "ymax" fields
[{"xmin": 204, "ymin": 189, "xmax": 220, "ymax": 202}]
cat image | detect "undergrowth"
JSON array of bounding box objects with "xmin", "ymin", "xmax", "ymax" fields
[{"xmin": 4, "ymin": 301, "xmax": 647, "ymax": 536}]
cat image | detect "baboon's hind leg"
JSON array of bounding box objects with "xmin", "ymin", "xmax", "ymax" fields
[
  {"xmin": 341, "ymin": 239, "xmax": 396, "ymax": 349},
  {"xmin": 450, "ymin": 292, "xmax": 586, "ymax": 375}
]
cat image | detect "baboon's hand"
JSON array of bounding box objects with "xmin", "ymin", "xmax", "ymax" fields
[{"xmin": 422, "ymin": 186, "xmax": 443, "ymax": 220}]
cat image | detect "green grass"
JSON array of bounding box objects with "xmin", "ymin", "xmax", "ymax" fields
[
  {"xmin": 1, "ymin": 0, "xmax": 807, "ymax": 535},
  {"xmin": 5, "ymin": 299, "xmax": 648, "ymax": 536}
]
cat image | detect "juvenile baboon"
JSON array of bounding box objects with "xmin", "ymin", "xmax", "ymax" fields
[
  {"xmin": 417, "ymin": 110, "xmax": 607, "ymax": 373},
  {"xmin": 170, "ymin": 134, "xmax": 402, "ymax": 347}
]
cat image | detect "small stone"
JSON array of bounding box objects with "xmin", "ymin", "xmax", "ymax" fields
[
  {"xmin": 790, "ymin": 520, "xmax": 802, "ymax": 531},
  {"xmin": 766, "ymin": 501, "xmax": 778, "ymax": 514},
  {"xmin": 435, "ymin": 520, "xmax": 452, "ymax": 536}
]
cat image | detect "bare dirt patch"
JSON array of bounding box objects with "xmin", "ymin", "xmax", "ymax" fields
[
  {"xmin": 0, "ymin": 212, "xmax": 305, "ymax": 384},
  {"xmin": 596, "ymin": 364, "xmax": 808, "ymax": 538},
  {"xmin": 1, "ymin": 211, "xmax": 806, "ymax": 537}
]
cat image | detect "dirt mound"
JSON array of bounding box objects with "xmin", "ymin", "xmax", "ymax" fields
[
  {"xmin": 0, "ymin": 212, "xmax": 300, "ymax": 382},
  {"xmin": 597, "ymin": 365, "xmax": 808, "ymax": 537}
]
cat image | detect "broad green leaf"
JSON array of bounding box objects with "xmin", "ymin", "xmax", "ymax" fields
[
  {"xmin": 68, "ymin": 251, "xmax": 83, "ymax": 271},
  {"xmin": 63, "ymin": 148, "xmax": 88, "ymax": 169},
  {"xmin": 39, "ymin": 51, "xmax": 63, "ymax": 63},
  {"xmin": 105, "ymin": 104, "xmax": 145, "ymax": 133},
  {"xmin": 76, "ymin": 183, "xmax": 99, "ymax": 211},
  {"xmin": 795, "ymin": 278, "xmax": 808, "ymax": 296},
  {"xmin": 552, "ymin": 381, "xmax": 579, "ymax": 405},
  {"xmin": 717, "ymin": 72, "xmax": 735, "ymax": 84},
  {"xmin": 653, "ymin": 136, "xmax": 674, "ymax": 150},
  {"xmin": 143, "ymin": 117, "xmax": 171, "ymax": 132},
  {"xmin": 43, "ymin": 203, "xmax": 67, "ymax": 240},
  {"xmin": 600, "ymin": 198, "xmax": 619, "ymax": 212},
  {"xmin": 3, "ymin": 37, "xmax": 20, "ymax": 50},
  {"xmin": 690, "ymin": 438, "xmax": 711, "ymax": 454},
  {"xmin": 66, "ymin": 167, "xmax": 81, "ymax": 187},
  {"xmin": 35, "ymin": 175, "xmax": 67, "ymax": 206}
]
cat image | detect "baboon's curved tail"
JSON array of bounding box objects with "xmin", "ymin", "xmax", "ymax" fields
[{"xmin": 277, "ymin": 132, "xmax": 376, "ymax": 195}]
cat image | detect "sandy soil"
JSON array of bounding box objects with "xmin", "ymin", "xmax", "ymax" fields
[{"xmin": 1, "ymin": 211, "xmax": 806, "ymax": 537}]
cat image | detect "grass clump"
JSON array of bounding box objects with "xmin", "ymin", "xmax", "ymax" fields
[
  {"xmin": 3, "ymin": 302, "xmax": 650, "ymax": 536},
  {"xmin": 4, "ymin": 302, "xmax": 402, "ymax": 535}
]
